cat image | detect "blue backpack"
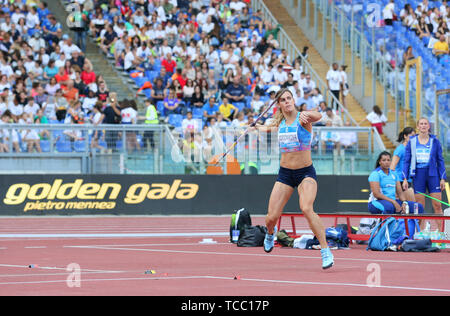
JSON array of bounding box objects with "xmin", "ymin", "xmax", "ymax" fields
[{"xmin": 367, "ymin": 217, "xmax": 408, "ymax": 251}]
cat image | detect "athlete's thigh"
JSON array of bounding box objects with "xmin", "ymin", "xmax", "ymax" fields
[
  {"xmin": 267, "ymin": 181, "xmax": 294, "ymax": 218},
  {"xmin": 298, "ymin": 177, "xmax": 317, "ymax": 212}
]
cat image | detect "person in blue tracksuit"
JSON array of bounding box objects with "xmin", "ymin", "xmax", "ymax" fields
[{"xmin": 402, "ymin": 117, "xmax": 447, "ymax": 229}]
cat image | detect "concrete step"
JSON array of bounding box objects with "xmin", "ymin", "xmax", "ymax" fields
[
  {"xmin": 271, "ymin": 0, "xmax": 397, "ymax": 151},
  {"xmin": 49, "ymin": 0, "xmax": 142, "ymax": 110}
]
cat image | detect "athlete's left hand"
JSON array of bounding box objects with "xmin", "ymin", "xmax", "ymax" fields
[
  {"xmin": 299, "ymin": 111, "xmax": 311, "ymax": 124},
  {"xmin": 440, "ymin": 179, "xmax": 446, "ymax": 192}
]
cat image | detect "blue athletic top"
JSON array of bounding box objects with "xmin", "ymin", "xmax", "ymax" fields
[
  {"xmin": 368, "ymin": 167, "xmax": 399, "ymax": 202},
  {"xmin": 278, "ymin": 112, "xmax": 312, "ymax": 153},
  {"xmin": 393, "ymin": 144, "xmax": 411, "ymax": 182},
  {"xmin": 415, "ymin": 138, "xmax": 432, "ymax": 168}
]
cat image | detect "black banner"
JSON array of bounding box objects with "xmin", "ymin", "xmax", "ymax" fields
[{"xmin": 0, "ymin": 175, "xmax": 447, "ymax": 216}]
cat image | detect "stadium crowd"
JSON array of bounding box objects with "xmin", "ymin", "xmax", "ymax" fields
[{"xmin": 0, "ymin": 0, "xmax": 388, "ymax": 159}]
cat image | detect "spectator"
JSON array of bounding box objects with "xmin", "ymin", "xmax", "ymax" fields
[
  {"xmin": 102, "ymin": 92, "xmax": 121, "ymax": 149},
  {"xmin": 190, "ymin": 85, "xmax": 205, "ymax": 109},
  {"xmin": 151, "ymin": 78, "xmax": 166, "ymax": 106},
  {"xmin": 225, "ymin": 76, "xmax": 246, "ymax": 104},
  {"xmin": 100, "ymin": 24, "xmax": 117, "ymax": 56},
  {"xmin": 161, "ymin": 52, "xmax": 177, "ymax": 75},
  {"xmin": 382, "ymin": 0, "xmax": 396, "ymax": 26},
  {"xmin": 273, "ymin": 64, "xmax": 287, "ymax": 85},
  {"xmin": 163, "ymin": 88, "xmax": 182, "ymax": 118},
  {"xmin": 81, "ymin": 64, "xmax": 96, "ymax": 86},
  {"xmin": 432, "ymin": 34, "xmax": 449, "ymax": 60},
  {"xmin": 320, "ymin": 121, "xmax": 340, "ymax": 153},
  {"xmin": 182, "ymin": 111, "xmax": 201, "ymax": 135},
  {"xmin": 219, "ymin": 96, "xmax": 238, "ymax": 122},
  {"xmin": 250, "ymin": 93, "xmax": 264, "ymax": 113},
  {"xmin": 43, "ymin": 59, "xmax": 59, "ymax": 80},
  {"xmin": 202, "ymin": 96, "xmax": 219, "ymax": 121},
  {"xmin": 90, "ymin": 102, "xmax": 105, "ymax": 152},
  {"xmin": 321, "ymin": 107, "xmax": 343, "ymax": 127},
  {"xmin": 45, "ymin": 77, "xmax": 61, "ymax": 95},
  {"xmin": 326, "ymin": 63, "xmax": 342, "ymax": 109},
  {"xmin": 96, "ymin": 81, "xmax": 110, "ymax": 104},
  {"xmin": 339, "ymin": 65, "xmax": 349, "ymax": 108},
  {"xmin": 0, "ymin": 110, "xmax": 20, "ymax": 152},
  {"xmin": 338, "ymin": 121, "xmax": 358, "ymax": 153},
  {"xmin": 63, "ymin": 80, "xmax": 79, "ymax": 103},
  {"xmin": 358, "ymin": 105, "xmax": 388, "ymax": 134},
  {"xmin": 183, "ymin": 79, "xmax": 195, "ymax": 103},
  {"xmin": 231, "ymin": 111, "xmax": 247, "ymax": 128}
]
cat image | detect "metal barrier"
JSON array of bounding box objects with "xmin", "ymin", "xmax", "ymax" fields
[
  {"xmin": 0, "ymin": 123, "xmax": 384, "ymax": 175},
  {"xmin": 285, "ymin": 0, "xmax": 449, "ymax": 152},
  {"xmin": 251, "ymin": 0, "xmax": 358, "ymax": 127}
]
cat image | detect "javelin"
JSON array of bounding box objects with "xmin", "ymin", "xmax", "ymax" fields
[
  {"xmin": 214, "ymin": 96, "xmax": 279, "ymax": 166},
  {"xmin": 417, "ymin": 191, "xmax": 450, "ymax": 207}
]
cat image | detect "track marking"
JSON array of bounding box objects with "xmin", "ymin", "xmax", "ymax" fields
[
  {"xmin": 0, "ymin": 232, "xmax": 229, "ymax": 238},
  {"xmin": 0, "ymin": 274, "xmax": 448, "ymax": 294},
  {"xmin": 63, "ymin": 245, "xmax": 450, "ymax": 265},
  {"xmin": 0, "ymin": 264, "xmax": 123, "ymax": 274}
]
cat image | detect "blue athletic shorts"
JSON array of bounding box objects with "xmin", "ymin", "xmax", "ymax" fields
[
  {"xmin": 413, "ymin": 167, "xmax": 441, "ymax": 194},
  {"xmin": 276, "ymin": 165, "xmax": 317, "ymax": 188},
  {"xmin": 368, "ymin": 199, "xmax": 424, "ymax": 214}
]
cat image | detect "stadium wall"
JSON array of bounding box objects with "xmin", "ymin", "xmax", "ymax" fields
[{"xmin": 0, "ymin": 175, "xmax": 448, "ymax": 216}]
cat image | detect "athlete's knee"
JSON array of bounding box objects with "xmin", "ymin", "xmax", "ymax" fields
[
  {"xmin": 265, "ymin": 213, "xmax": 279, "ymax": 226},
  {"xmin": 300, "ymin": 205, "xmax": 315, "ymax": 218}
]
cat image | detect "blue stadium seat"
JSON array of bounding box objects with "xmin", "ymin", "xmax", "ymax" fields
[
  {"xmin": 73, "ymin": 140, "xmax": 86, "ymax": 152},
  {"xmin": 55, "ymin": 140, "xmax": 72, "ymax": 153},
  {"xmin": 192, "ymin": 108, "xmax": 203, "ymax": 119},
  {"xmin": 168, "ymin": 114, "xmax": 183, "ymax": 128},
  {"xmin": 40, "ymin": 139, "xmax": 51, "ymax": 152}
]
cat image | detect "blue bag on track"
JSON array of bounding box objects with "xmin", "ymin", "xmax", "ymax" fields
[{"xmin": 367, "ymin": 217, "xmax": 408, "ymax": 251}]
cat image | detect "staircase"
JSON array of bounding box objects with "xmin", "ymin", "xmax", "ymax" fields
[
  {"xmin": 49, "ymin": 1, "xmax": 138, "ymax": 109},
  {"xmin": 265, "ymin": 0, "xmax": 397, "ymax": 151}
]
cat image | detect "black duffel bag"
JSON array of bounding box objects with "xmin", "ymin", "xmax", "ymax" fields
[{"xmin": 237, "ymin": 225, "xmax": 267, "ymax": 247}]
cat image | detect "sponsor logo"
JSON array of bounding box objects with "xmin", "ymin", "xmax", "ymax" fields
[{"xmin": 3, "ymin": 179, "xmax": 199, "ymax": 212}]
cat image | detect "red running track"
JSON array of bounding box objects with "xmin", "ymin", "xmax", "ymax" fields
[{"xmin": 0, "ymin": 216, "xmax": 449, "ymax": 296}]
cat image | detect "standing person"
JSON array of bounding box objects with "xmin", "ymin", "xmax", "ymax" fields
[
  {"xmin": 391, "ymin": 127, "xmax": 416, "ymax": 193},
  {"xmin": 326, "ymin": 63, "xmax": 342, "ymax": 110},
  {"xmin": 258, "ymin": 88, "xmax": 334, "ymax": 269},
  {"xmin": 339, "ymin": 65, "xmax": 349, "ymax": 108},
  {"xmin": 383, "ymin": 0, "xmax": 396, "ymax": 26},
  {"xmin": 358, "ymin": 105, "xmax": 388, "ymax": 134},
  {"xmin": 402, "ymin": 117, "xmax": 447, "ymax": 229}
]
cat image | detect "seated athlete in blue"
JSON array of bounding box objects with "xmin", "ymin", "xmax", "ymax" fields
[
  {"xmin": 368, "ymin": 151, "xmax": 424, "ymax": 214},
  {"xmin": 257, "ymin": 88, "xmax": 333, "ymax": 270}
]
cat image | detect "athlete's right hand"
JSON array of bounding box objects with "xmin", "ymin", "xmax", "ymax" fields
[
  {"xmin": 393, "ymin": 200, "xmax": 402, "ymax": 213},
  {"xmin": 402, "ymin": 179, "xmax": 408, "ymax": 191}
]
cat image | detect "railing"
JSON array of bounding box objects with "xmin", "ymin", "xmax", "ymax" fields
[
  {"xmin": 290, "ymin": 0, "xmax": 449, "ymax": 144},
  {"xmin": 0, "ymin": 123, "xmax": 384, "ymax": 175},
  {"xmin": 251, "ymin": 0, "xmax": 358, "ymax": 127},
  {"xmin": 0, "ymin": 123, "xmax": 183, "ymax": 174}
]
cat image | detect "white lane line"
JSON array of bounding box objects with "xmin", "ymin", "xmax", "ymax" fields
[
  {"xmin": 0, "ymin": 232, "xmax": 229, "ymax": 238},
  {"xmin": 63, "ymin": 245, "xmax": 450, "ymax": 265},
  {"xmin": 0, "ymin": 274, "xmax": 448, "ymax": 294}
]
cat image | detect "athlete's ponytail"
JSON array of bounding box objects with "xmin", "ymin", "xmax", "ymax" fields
[{"xmin": 396, "ymin": 126, "xmax": 415, "ymax": 143}]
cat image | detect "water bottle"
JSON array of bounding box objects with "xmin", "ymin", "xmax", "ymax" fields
[
  {"xmin": 413, "ymin": 202, "xmax": 419, "ymax": 215},
  {"xmin": 403, "ymin": 202, "xmax": 409, "ymax": 214}
]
